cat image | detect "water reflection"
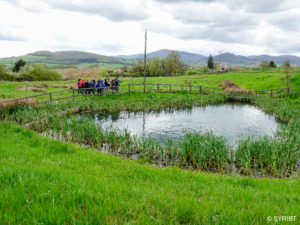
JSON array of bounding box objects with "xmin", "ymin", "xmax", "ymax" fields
[{"xmin": 85, "ymin": 103, "xmax": 281, "ymax": 145}]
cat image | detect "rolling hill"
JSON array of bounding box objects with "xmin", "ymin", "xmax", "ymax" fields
[
  {"xmin": 1, "ymin": 50, "xmax": 300, "ymax": 67},
  {"xmin": 116, "ymin": 49, "xmax": 300, "ymax": 66},
  {"xmin": 0, "ymin": 51, "xmax": 128, "ymax": 67}
]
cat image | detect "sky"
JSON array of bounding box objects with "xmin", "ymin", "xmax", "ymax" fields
[{"xmin": 0, "ymin": 0, "xmax": 300, "ymax": 58}]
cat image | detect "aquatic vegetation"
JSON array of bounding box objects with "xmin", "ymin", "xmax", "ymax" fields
[{"xmin": 1, "ymin": 92, "xmax": 299, "ymax": 177}]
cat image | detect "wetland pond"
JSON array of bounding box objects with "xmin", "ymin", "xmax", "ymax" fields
[{"xmin": 81, "ymin": 103, "xmax": 282, "ymax": 145}]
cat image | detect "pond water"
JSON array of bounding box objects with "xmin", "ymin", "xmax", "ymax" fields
[{"xmin": 83, "ymin": 103, "xmax": 281, "ymax": 145}]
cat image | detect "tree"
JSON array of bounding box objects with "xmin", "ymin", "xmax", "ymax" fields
[
  {"xmin": 148, "ymin": 57, "xmax": 165, "ymax": 77},
  {"xmin": 207, "ymin": 54, "xmax": 214, "ymax": 69},
  {"xmin": 269, "ymin": 60, "xmax": 276, "ymax": 68},
  {"xmin": 164, "ymin": 51, "xmax": 186, "ymax": 76},
  {"xmin": 12, "ymin": 59, "xmax": 26, "ymax": 73},
  {"xmin": 259, "ymin": 60, "xmax": 269, "ymax": 68}
]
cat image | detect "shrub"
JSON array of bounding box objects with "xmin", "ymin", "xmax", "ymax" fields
[
  {"xmin": 0, "ymin": 64, "xmax": 15, "ymax": 81},
  {"xmin": 18, "ymin": 64, "xmax": 62, "ymax": 81}
]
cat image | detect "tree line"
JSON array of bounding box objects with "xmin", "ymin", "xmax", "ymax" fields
[{"xmin": 124, "ymin": 51, "xmax": 188, "ymax": 77}]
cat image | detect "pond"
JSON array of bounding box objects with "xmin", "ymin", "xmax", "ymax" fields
[{"xmin": 82, "ymin": 103, "xmax": 281, "ymax": 145}]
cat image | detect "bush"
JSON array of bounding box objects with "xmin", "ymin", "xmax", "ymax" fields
[
  {"xmin": 18, "ymin": 64, "xmax": 62, "ymax": 81},
  {"xmin": 0, "ymin": 64, "xmax": 15, "ymax": 81}
]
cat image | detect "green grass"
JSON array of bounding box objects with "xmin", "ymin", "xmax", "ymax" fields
[
  {"xmin": 1, "ymin": 68, "xmax": 299, "ymax": 101},
  {"xmin": 0, "ymin": 80, "xmax": 71, "ymax": 100},
  {"xmin": 0, "ymin": 122, "xmax": 299, "ymax": 224},
  {"xmin": 2, "ymin": 92, "xmax": 299, "ymax": 177}
]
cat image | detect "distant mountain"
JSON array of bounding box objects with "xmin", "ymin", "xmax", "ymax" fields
[
  {"xmin": 0, "ymin": 50, "xmax": 128, "ymax": 66},
  {"xmin": 115, "ymin": 49, "xmax": 207, "ymax": 65},
  {"xmin": 116, "ymin": 50, "xmax": 300, "ymax": 66},
  {"xmin": 247, "ymin": 55, "xmax": 300, "ymax": 65},
  {"xmin": 1, "ymin": 50, "xmax": 300, "ymax": 67}
]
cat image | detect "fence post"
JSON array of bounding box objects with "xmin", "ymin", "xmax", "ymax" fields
[
  {"xmin": 72, "ymin": 89, "xmax": 75, "ymax": 100},
  {"xmin": 199, "ymin": 86, "xmax": 202, "ymax": 94},
  {"xmin": 49, "ymin": 93, "xmax": 52, "ymax": 102},
  {"xmin": 287, "ymin": 85, "xmax": 290, "ymax": 95},
  {"xmin": 128, "ymin": 84, "xmax": 130, "ymax": 93},
  {"xmin": 144, "ymin": 83, "xmax": 146, "ymax": 93},
  {"xmin": 270, "ymin": 90, "xmax": 273, "ymax": 97},
  {"xmin": 157, "ymin": 84, "xmax": 159, "ymax": 92}
]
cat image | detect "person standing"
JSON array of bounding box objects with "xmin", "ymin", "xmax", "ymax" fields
[
  {"xmin": 77, "ymin": 79, "xmax": 81, "ymax": 94},
  {"xmin": 80, "ymin": 79, "xmax": 85, "ymax": 94},
  {"xmin": 115, "ymin": 77, "xmax": 120, "ymax": 92}
]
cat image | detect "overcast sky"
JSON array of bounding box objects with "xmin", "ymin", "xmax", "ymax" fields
[{"xmin": 0, "ymin": 0, "xmax": 300, "ymax": 58}]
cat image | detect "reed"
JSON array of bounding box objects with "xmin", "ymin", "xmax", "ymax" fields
[{"xmin": 1, "ymin": 92, "xmax": 299, "ymax": 177}]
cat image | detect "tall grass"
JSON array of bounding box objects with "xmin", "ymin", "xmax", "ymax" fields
[{"xmin": 1, "ymin": 92, "xmax": 299, "ymax": 177}]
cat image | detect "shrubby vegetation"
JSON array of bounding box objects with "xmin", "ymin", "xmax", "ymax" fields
[
  {"xmin": 0, "ymin": 62, "xmax": 62, "ymax": 81},
  {"xmin": 259, "ymin": 60, "xmax": 277, "ymax": 68},
  {"xmin": 0, "ymin": 64, "xmax": 15, "ymax": 81},
  {"xmin": 101, "ymin": 51, "xmax": 187, "ymax": 77},
  {"xmin": 18, "ymin": 64, "xmax": 62, "ymax": 81}
]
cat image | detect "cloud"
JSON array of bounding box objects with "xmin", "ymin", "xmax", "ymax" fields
[
  {"xmin": 1, "ymin": 0, "xmax": 150, "ymax": 21},
  {"xmin": 0, "ymin": 23, "xmax": 26, "ymax": 42},
  {"xmin": 154, "ymin": 0, "xmax": 297, "ymax": 13},
  {"xmin": 0, "ymin": 32, "xmax": 24, "ymax": 42},
  {"xmin": 0, "ymin": 0, "xmax": 299, "ymax": 57}
]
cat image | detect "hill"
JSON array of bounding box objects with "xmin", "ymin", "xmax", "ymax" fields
[
  {"xmin": 1, "ymin": 50, "xmax": 300, "ymax": 67},
  {"xmin": 116, "ymin": 50, "xmax": 300, "ymax": 66},
  {"xmin": 116, "ymin": 49, "xmax": 207, "ymax": 65},
  {"xmin": 0, "ymin": 51, "xmax": 128, "ymax": 67}
]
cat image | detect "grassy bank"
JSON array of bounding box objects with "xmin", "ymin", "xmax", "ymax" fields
[
  {"xmin": 0, "ymin": 122, "xmax": 299, "ymax": 224},
  {"xmin": 2, "ymin": 92, "xmax": 299, "ymax": 177}
]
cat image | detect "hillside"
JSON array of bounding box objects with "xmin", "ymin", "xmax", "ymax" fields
[
  {"xmin": 1, "ymin": 50, "xmax": 300, "ymax": 67},
  {"xmin": 116, "ymin": 49, "xmax": 300, "ymax": 66},
  {"xmin": 116, "ymin": 49, "xmax": 207, "ymax": 65},
  {"xmin": 0, "ymin": 51, "xmax": 128, "ymax": 67}
]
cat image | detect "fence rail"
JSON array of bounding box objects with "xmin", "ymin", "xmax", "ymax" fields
[{"xmin": 0, "ymin": 83, "xmax": 299, "ymax": 105}]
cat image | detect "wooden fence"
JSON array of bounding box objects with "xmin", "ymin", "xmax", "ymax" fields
[{"xmin": 0, "ymin": 83, "xmax": 299, "ymax": 105}]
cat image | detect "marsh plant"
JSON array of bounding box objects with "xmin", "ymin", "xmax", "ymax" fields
[{"xmin": 1, "ymin": 92, "xmax": 299, "ymax": 177}]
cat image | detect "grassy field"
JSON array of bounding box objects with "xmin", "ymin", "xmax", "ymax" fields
[
  {"xmin": 0, "ymin": 69, "xmax": 299, "ymax": 223},
  {"xmin": 1, "ymin": 68, "xmax": 299, "ymax": 98},
  {"xmin": 1, "ymin": 122, "xmax": 299, "ymax": 224}
]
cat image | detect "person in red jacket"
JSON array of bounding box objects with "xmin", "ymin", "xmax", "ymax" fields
[
  {"xmin": 77, "ymin": 79, "xmax": 81, "ymax": 94},
  {"xmin": 81, "ymin": 79, "xmax": 85, "ymax": 94}
]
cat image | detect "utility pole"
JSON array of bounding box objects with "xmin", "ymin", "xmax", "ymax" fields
[
  {"xmin": 144, "ymin": 30, "xmax": 147, "ymax": 93},
  {"xmin": 218, "ymin": 50, "xmax": 223, "ymax": 72}
]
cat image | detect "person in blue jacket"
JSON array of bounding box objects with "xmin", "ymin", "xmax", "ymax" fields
[{"xmin": 96, "ymin": 79, "xmax": 103, "ymax": 94}]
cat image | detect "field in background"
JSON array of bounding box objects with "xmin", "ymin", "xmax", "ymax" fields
[{"xmin": 1, "ymin": 68, "xmax": 299, "ymax": 103}]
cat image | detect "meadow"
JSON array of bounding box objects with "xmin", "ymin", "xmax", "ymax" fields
[
  {"xmin": 1, "ymin": 67, "xmax": 299, "ymax": 97},
  {"xmin": 0, "ymin": 68, "xmax": 300, "ymax": 223},
  {"xmin": 1, "ymin": 122, "xmax": 300, "ymax": 224}
]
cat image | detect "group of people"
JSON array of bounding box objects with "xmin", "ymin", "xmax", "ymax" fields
[{"xmin": 77, "ymin": 78, "xmax": 120, "ymax": 95}]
